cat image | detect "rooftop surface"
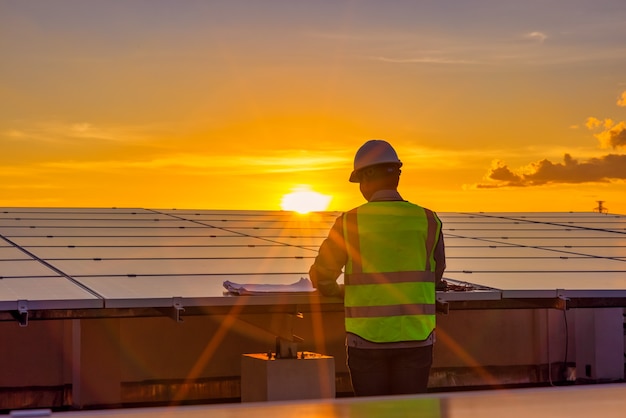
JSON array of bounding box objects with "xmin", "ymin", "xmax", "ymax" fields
[{"xmin": 44, "ymin": 383, "xmax": 626, "ymax": 418}]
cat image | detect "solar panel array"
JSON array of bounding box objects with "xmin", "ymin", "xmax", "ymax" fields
[
  {"xmin": 1, "ymin": 208, "xmax": 625, "ymax": 315},
  {"xmin": 442, "ymin": 212, "xmax": 626, "ymax": 300}
]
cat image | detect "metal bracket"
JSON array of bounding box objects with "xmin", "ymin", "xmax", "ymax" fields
[
  {"xmin": 172, "ymin": 297, "xmax": 185, "ymax": 323},
  {"xmin": 156, "ymin": 297, "xmax": 186, "ymax": 323},
  {"xmin": 11, "ymin": 300, "xmax": 29, "ymax": 327},
  {"xmin": 556, "ymin": 291, "xmax": 570, "ymax": 311}
]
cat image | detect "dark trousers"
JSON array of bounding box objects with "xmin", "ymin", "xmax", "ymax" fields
[{"xmin": 347, "ymin": 345, "xmax": 433, "ymax": 397}]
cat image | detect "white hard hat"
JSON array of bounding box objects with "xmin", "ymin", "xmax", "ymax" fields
[{"xmin": 349, "ymin": 139, "xmax": 402, "ymax": 182}]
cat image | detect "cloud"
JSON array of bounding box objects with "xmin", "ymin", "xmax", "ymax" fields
[
  {"xmin": 40, "ymin": 150, "xmax": 348, "ymax": 176},
  {"xmin": 524, "ymin": 31, "xmax": 548, "ymax": 43},
  {"xmin": 485, "ymin": 160, "xmax": 524, "ymax": 184},
  {"xmin": 586, "ymin": 119, "xmax": 626, "ymax": 149},
  {"xmin": 477, "ymin": 92, "xmax": 626, "ymax": 189},
  {"xmin": 594, "ymin": 121, "xmax": 626, "ymax": 149},
  {"xmin": 585, "ymin": 117, "xmax": 613, "ymax": 130},
  {"xmin": 476, "ymin": 153, "xmax": 626, "ymax": 188},
  {"xmin": 371, "ymin": 56, "xmax": 476, "ymax": 65},
  {"xmin": 3, "ymin": 121, "xmax": 157, "ymax": 144},
  {"xmin": 618, "ymin": 91, "xmax": 626, "ymax": 107}
]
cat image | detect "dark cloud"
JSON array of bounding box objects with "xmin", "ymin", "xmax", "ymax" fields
[
  {"xmin": 477, "ymin": 153, "xmax": 626, "ymax": 188},
  {"xmin": 489, "ymin": 164, "xmax": 522, "ymax": 182},
  {"xmin": 605, "ymin": 126, "xmax": 626, "ymax": 148}
]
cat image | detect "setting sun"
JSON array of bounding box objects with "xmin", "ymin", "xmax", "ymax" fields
[{"xmin": 280, "ymin": 186, "xmax": 332, "ymax": 214}]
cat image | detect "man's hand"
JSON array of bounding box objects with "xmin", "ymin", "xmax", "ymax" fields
[{"xmin": 316, "ymin": 280, "xmax": 344, "ymax": 298}]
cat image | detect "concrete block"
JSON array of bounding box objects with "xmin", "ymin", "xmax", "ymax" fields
[{"xmin": 241, "ymin": 352, "xmax": 335, "ymax": 402}]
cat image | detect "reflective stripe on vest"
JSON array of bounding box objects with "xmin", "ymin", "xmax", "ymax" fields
[
  {"xmin": 346, "ymin": 303, "xmax": 437, "ymax": 318},
  {"xmin": 343, "ymin": 201, "xmax": 441, "ymax": 343},
  {"xmin": 348, "ymin": 270, "xmax": 434, "ymax": 285}
]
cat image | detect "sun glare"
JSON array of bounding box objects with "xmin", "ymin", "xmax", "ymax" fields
[{"xmin": 280, "ymin": 186, "xmax": 332, "ymax": 214}]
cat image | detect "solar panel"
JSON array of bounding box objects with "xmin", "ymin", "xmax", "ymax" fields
[
  {"xmin": 19, "ymin": 245, "xmax": 313, "ymax": 260},
  {"xmin": 447, "ymin": 246, "xmax": 593, "ymax": 258},
  {"xmin": 445, "ymin": 271, "xmax": 626, "ymax": 295},
  {"xmin": 0, "ymin": 225, "xmax": 242, "ymax": 237},
  {"xmin": 0, "ymin": 276, "xmax": 102, "ymax": 310},
  {"xmin": 0, "ymin": 259, "xmax": 62, "ymax": 278},
  {"xmin": 446, "ymin": 256, "xmax": 626, "ymax": 272},
  {"xmin": 75, "ymin": 274, "xmax": 318, "ymax": 309},
  {"xmin": 0, "ymin": 246, "xmax": 33, "ymax": 260},
  {"xmin": 0, "ymin": 208, "xmax": 625, "ymax": 315},
  {"xmin": 7, "ymin": 235, "xmax": 276, "ymax": 247},
  {"xmin": 50, "ymin": 257, "xmax": 313, "ymax": 276}
]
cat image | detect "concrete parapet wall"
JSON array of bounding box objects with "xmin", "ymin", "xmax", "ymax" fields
[{"xmin": 1, "ymin": 307, "xmax": 624, "ymax": 410}]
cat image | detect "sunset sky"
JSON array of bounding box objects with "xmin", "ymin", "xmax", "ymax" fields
[{"xmin": 2, "ymin": 0, "xmax": 626, "ymax": 214}]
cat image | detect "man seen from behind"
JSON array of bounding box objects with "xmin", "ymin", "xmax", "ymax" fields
[{"xmin": 309, "ymin": 139, "xmax": 446, "ymax": 396}]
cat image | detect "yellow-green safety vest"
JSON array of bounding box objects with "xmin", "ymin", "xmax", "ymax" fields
[{"xmin": 343, "ymin": 201, "xmax": 442, "ymax": 343}]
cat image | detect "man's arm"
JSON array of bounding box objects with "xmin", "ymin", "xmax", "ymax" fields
[
  {"xmin": 434, "ymin": 218, "xmax": 446, "ymax": 290},
  {"xmin": 309, "ymin": 215, "xmax": 347, "ymax": 297}
]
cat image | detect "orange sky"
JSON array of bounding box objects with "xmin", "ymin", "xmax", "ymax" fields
[{"xmin": 1, "ymin": 1, "xmax": 625, "ymax": 214}]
